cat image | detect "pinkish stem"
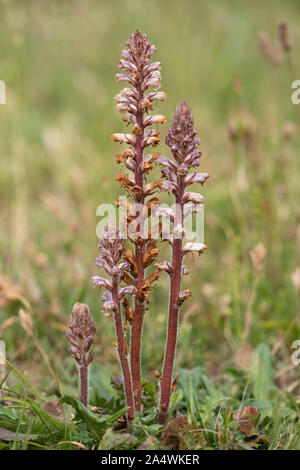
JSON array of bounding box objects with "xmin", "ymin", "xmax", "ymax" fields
[
  {"xmin": 79, "ymin": 361, "xmax": 89, "ymax": 407},
  {"xmin": 159, "ymin": 193, "xmax": 184, "ymax": 425},
  {"xmin": 130, "ymin": 85, "xmax": 146, "ymax": 412},
  {"xmin": 112, "ymin": 280, "xmax": 135, "ymax": 426}
]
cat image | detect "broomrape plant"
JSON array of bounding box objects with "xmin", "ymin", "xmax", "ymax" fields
[
  {"xmin": 67, "ymin": 30, "xmax": 208, "ymax": 428},
  {"xmin": 92, "ymin": 223, "xmax": 136, "ymax": 427},
  {"xmin": 112, "ymin": 30, "xmax": 166, "ymax": 413},
  {"xmin": 157, "ymin": 100, "xmax": 208, "ymax": 424},
  {"xmin": 66, "ymin": 303, "xmax": 96, "ymax": 407}
]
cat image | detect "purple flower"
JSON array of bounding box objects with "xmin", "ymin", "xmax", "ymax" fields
[
  {"xmin": 159, "ymin": 100, "xmax": 208, "ymax": 193},
  {"xmin": 91, "ymin": 222, "xmax": 136, "ymax": 314}
]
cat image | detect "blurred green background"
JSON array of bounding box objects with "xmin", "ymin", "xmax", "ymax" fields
[{"xmin": 0, "ymin": 0, "xmax": 299, "ymax": 395}]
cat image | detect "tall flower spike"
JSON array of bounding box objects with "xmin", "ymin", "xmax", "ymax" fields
[
  {"xmin": 112, "ymin": 31, "xmax": 166, "ymax": 411},
  {"xmin": 158, "ymin": 101, "xmax": 208, "ymax": 425},
  {"xmin": 92, "ymin": 222, "xmax": 136, "ymax": 427},
  {"xmin": 66, "ymin": 303, "xmax": 96, "ymax": 407}
]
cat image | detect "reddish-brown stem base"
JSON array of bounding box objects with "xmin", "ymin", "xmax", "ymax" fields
[
  {"xmin": 117, "ymin": 346, "xmax": 135, "ymax": 427},
  {"xmin": 130, "ymin": 299, "xmax": 144, "ymax": 412},
  {"xmin": 79, "ymin": 364, "xmax": 88, "ymax": 407},
  {"xmin": 112, "ymin": 282, "xmax": 135, "ymax": 425},
  {"xmin": 158, "ymin": 238, "xmax": 183, "ymax": 425}
]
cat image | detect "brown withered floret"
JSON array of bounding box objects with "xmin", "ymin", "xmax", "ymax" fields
[
  {"xmin": 123, "ymin": 248, "xmax": 138, "ymax": 277},
  {"xmin": 143, "ymin": 240, "xmax": 159, "ymax": 268},
  {"xmin": 115, "ymin": 174, "xmax": 143, "ymax": 200},
  {"xmin": 122, "ymin": 297, "xmax": 134, "ymax": 323}
]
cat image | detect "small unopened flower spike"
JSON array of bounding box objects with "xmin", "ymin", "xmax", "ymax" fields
[
  {"xmin": 158, "ymin": 100, "xmax": 208, "ymax": 425},
  {"xmin": 66, "ymin": 303, "xmax": 96, "ymax": 407}
]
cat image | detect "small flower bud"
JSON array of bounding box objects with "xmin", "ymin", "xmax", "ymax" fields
[
  {"xmin": 66, "ymin": 303, "xmax": 96, "ymax": 367},
  {"xmin": 278, "ymin": 21, "xmax": 292, "ymax": 51}
]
